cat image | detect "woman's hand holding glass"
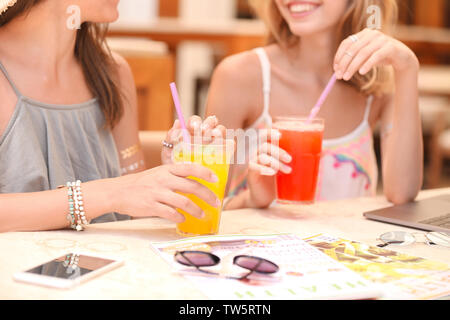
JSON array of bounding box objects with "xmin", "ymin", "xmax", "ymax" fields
[
  {"xmin": 161, "ymin": 115, "xmax": 226, "ymax": 165},
  {"xmin": 110, "ymin": 115, "xmax": 227, "ymax": 223},
  {"xmin": 247, "ymin": 129, "xmax": 292, "ymax": 208},
  {"xmin": 110, "ymin": 163, "xmax": 221, "ymax": 223}
]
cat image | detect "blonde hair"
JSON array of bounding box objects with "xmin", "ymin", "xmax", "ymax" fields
[{"xmin": 248, "ymin": 0, "xmax": 399, "ymax": 96}]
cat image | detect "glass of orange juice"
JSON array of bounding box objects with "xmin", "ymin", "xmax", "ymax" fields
[{"xmin": 172, "ymin": 139, "xmax": 234, "ymax": 236}]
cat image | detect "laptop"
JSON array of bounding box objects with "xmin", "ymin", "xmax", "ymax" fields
[{"xmin": 363, "ymin": 194, "xmax": 450, "ymax": 232}]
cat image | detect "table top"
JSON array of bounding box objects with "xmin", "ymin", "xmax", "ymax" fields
[{"xmin": 1, "ymin": 188, "xmax": 449, "ymax": 299}]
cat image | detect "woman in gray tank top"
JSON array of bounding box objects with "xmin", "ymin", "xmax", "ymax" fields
[{"xmin": 0, "ymin": 0, "xmax": 225, "ymax": 232}]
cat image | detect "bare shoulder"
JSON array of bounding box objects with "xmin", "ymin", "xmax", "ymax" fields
[
  {"xmin": 110, "ymin": 51, "xmax": 138, "ymax": 115},
  {"xmin": 212, "ymin": 49, "xmax": 261, "ymax": 86},
  {"xmin": 109, "ymin": 52, "xmax": 139, "ymax": 138},
  {"xmin": 208, "ymin": 49, "xmax": 264, "ymax": 127},
  {"xmin": 110, "ymin": 51, "xmax": 135, "ymax": 89}
]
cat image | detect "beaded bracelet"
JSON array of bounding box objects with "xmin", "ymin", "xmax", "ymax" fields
[
  {"xmin": 62, "ymin": 180, "xmax": 88, "ymax": 231},
  {"xmin": 72, "ymin": 180, "xmax": 87, "ymax": 231},
  {"xmin": 65, "ymin": 183, "xmax": 76, "ymax": 230}
]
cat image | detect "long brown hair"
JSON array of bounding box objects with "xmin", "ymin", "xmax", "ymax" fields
[
  {"xmin": 249, "ymin": 0, "xmax": 399, "ymax": 96},
  {"xmin": 0, "ymin": 0, "xmax": 123, "ymax": 129}
]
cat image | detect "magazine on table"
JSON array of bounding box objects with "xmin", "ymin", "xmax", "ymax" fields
[
  {"xmin": 151, "ymin": 233, "xmax": 382, "ymax": 300},
  {"xmin": 304, "ymin": 233, "xmax": 450, "ymax": 300}
]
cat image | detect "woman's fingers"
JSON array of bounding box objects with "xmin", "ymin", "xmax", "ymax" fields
[
  {"xmin": 187, "ymin": 115, "xmax": 202, "ymax": 135},
  {"xmin": 185, "ymin": 115, "xmax": 223, "ymax": 143},
  {"xmin": 334, "ymin": 30, "xmax": 369, "ymax": 65},
  {"xmin": 359, "ymin": 45, "xmax": 392, "ymax": 75},
  {"xmin": 258, "ymin": 153, "xmax": 292, "ymax": 174},
  {"xmin": 149, "ymin": 201, "xmax": 185, "ymax": 223},
  {"xmin": 212, "ymin": 125, "xmax": 226, "ymax": 139},
  {"xmin": 258, "ymin": 129, "xmax": 281, "ymax": 143},
  {"xmin": 259, "ymin": 142, "xmax": 292, "ymax": 164},
  {"xmin": 156, "ymin": 190, "xmax": 204, "ymax": 220},
  {"xmin": 249, "ymin": 161, "xmax": 276, "ymax": 176},
  {"xmin": 249, "ymin": 130, "xmax": 292, "ymax": 176},
  {"xmin": 201, "ymin": 116, "xmax": 218, "ymax": 134},
  {"xmin": 334, "ymin": 29, "xmax": 382, "ymax": 80},
  {"xmin": 342, "ymin": 39, "xmax": 385, "ymax": 80},
  {"xmin": 168, "ymin": 176, "xmax": 220, "ymax": 208},
  {"xmin": 169, "ymin": 163, "xmax": 219, "ymax": 183},
  {"xmin": 166, "ymin": 119, "xmax": 182, "ymax": 143},
  {"xmin": 249, "ymin": 151, "xmax": 292, "ymax": 176}
]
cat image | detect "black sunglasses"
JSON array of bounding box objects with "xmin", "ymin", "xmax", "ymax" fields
[{"xmin": 174, "ymin": 250, "xmax": 279, "ymax": 280}]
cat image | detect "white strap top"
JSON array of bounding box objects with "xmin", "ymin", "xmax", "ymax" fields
[
  {"xmin": 228, "ymin": 47, "xmax": 379, "ymax": 200},
  {"xmin": 0, "ymin": 61, "xmax": 130, "ymax": 223}
]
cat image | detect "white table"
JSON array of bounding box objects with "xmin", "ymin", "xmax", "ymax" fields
[{"xmin": 1, "ymin": 188, "xmax": 449, "ymax": 299}]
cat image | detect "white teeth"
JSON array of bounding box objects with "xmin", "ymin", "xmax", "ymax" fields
[{"xmin": 289, "ymin": 4, "xmax": 316, "ymax": 13}]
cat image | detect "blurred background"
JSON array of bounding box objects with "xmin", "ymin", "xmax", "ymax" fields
[{"xmin": 107, "ymin": 0, "xmax": 450, "ymax": 191}]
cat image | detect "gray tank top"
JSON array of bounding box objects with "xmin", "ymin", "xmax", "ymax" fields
[{"xmin": 0, "ymin": 61, "xmax": 130, "ymax": 223}]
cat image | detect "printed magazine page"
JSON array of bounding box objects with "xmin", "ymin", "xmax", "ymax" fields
[
  {"xmin": 151, "ymin": 234, "xmax": 382, "ymax": 300},
  {"xmin": 304, "ymin": 234, "xmax": 450, "ymax": 300}
]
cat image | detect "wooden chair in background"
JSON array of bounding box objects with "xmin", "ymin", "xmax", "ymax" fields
[
  {"xmin": 139, "ymin": 131, "xmax": 167, "ymax": 169},
  {"xmin": 107, "ymin": 37, "xmax": 175, "ymax": 131},
  {"xmin": 421, "ymin": 96, "xmax": 450, "ymax": 187}
]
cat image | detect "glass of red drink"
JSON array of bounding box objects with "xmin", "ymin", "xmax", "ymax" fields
[{"xmin": 273, "ymin": 117, "xmax": 324, "ymax": 204}]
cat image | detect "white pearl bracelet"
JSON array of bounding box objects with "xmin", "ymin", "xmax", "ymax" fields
[{"xmin": 68, "ymin": 180, "xmax": 88, "ymax": 231}]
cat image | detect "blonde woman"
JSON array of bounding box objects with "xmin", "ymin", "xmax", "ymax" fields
[
  {"xmin": 206, "ymin": 0, "xmax": 423, "ymax": 209},
  {"xmin": 0, "ymin": 0, "xmax": 225, "ymax": 232}
]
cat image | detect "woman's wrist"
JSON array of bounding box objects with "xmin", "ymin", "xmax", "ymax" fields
[
  {"xmin": 243, "ymin": 188, "xmax": 274, "ymax": 209},
  {"xmin": 393, "ymin": 50, "xmax": 420, "ymax": 78},
  {"xmin": 81, "ymin": 178, "xmax": 120, "ymax": 221},
  {"xmin": 244, "ymin": 189, "xmax": 259, "ymax": 209}
]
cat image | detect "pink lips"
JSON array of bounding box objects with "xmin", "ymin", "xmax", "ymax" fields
[{"xmin": 285, "ymin": 1, "xmax": 322, "ymax": 19}]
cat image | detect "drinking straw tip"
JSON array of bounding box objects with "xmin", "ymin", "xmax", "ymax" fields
[{"xmin": 169, "ymin": 82, "xmax": 190, "ymax": 143}]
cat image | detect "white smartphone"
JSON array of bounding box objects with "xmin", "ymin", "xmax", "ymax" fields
[{"xmin": 13, "ymin": 253, "xmax": 124, "ymax": 289}]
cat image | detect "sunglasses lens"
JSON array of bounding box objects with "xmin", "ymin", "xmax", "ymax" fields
[
  {"xmin": 379, "ymin": 231, "xmax": 415, "ymax": 246},
  {"xmin": 234, "ymin": 256, "xmax": 279, "ymax": 274},
  {"xmin": 426, "ymin": 232, "xmax": 450, "ymax": 247},
  {"xmin": 175, "ymin": 251, "xmax": 219, "ymax": 267}
]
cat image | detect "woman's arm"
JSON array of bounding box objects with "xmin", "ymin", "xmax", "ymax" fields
[
  {"xmin": 334, "ymin": 28, "xmax": 423, "ymax": 204},
  {"xmin": 379, "ymin": 68, "xmax": 423, "ymax": 204},
  {"xmin": 0, "ymin": 179, "xmax": 115, "ymax": 232},
  {"xmin": 205, "ymin": 51, "xmax": 279, "ymax": 210},
  {"xmin": 110, "ymin": 52, "xmax": 146, "ymax": 175},
  {"xmin": 0, "ymin": 163, "xmax": 221, "ymax": 233},
  {"xmin": 0, "ymin": 54, "xmax": 223, "ymax": 232}
]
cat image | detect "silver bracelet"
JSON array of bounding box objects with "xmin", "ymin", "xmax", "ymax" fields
[
  {"xmin": 67, "ymin": 180, "xmax": 88, "ymax": 231},
  {"xmin": 65, "ymin": 184, "xmax": 76, "ymax": 229}
]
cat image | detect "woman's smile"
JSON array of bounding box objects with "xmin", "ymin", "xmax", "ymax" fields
[{"xmin": 284, "ymin": 1, "xmax": 323, "ymax": 19}]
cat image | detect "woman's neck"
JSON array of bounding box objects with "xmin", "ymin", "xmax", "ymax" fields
[
  {"xmin": 286, "ymin": 30, "xmax": 338, "ymax": 82},
  {"xmin": 0, "ymin": 1, "xmax": 78, "ymax": 78}
]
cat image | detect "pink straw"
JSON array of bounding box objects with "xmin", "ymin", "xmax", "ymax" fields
[
  {"xmin": 169, "ymin": 82, "xmax": 190, "ymax": 143},
  {"xmin": 307, "ymin": 73, "xmax": 337, "ymax": 122}
]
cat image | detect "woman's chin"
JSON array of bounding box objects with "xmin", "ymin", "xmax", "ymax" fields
[
  {"xmin": 105, "ymin": 11, "xmax": 120, "ymax": 23},
  {"xmin": 91, "ymin": 11, "xmax": 120, "ymax": 24},
  {"xmin": 288, "ymin": 23, "xmax": 333, "ymax": 37}
]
